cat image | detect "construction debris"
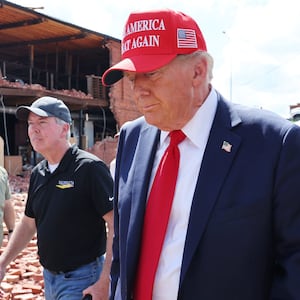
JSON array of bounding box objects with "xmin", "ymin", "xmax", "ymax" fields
[{"xmin": 0, "ymin": 175, "xmax": 44, "ymax": 299}]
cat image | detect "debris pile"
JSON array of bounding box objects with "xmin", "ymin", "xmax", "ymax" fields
[
  {"xmin": 0, "ymin": 175, "xmax": 44, "ymax": 299},
  {"xmin": 0, "ymin": 77, "xmax": 93, "ymax": 99}
]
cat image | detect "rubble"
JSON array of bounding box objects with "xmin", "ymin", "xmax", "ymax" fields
[
  {"xmin": 0, "ymin": 175, "xmax": 44, "ymax": 299},
  {"xmin": 0, "ymin": 77, "xmax": 93, "ymax": 99}
]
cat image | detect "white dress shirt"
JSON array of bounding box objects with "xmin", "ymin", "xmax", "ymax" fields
[{"xmin": 150, "ymin": 88, "xmax": 218, "ymax": 300}]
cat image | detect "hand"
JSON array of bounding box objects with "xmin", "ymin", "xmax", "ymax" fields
[{"xmin": 83, "ymin": 277, "xmax": 110, "ymax": 300}]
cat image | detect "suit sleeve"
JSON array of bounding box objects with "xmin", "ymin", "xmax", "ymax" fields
[{"xmin": 271, "ymin": 124, "xmax": 300, "ymax": 298}]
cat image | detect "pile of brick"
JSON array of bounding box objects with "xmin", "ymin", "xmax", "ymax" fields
[
  {"xmin": 0, "ymin": 77, "xmax": 93, "ymax": 100},
  {"xmin": 0, "ymin": 175, "xmax": 44, "ymax": 299}
]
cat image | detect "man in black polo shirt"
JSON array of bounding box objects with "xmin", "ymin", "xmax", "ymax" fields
[{"xmin": 0, "ymin": 96, "xmax": 114, "ymax": 300}]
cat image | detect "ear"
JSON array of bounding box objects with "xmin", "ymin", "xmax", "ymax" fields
[
  {"xmin": 61, "ymin": 123, "xmax": 70, "ymax": 138},
  {"xmin": 192, "ymin": 56, "xmax": 208, "ymax": 86}
]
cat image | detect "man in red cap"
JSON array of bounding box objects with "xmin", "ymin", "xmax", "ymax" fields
[{"xmin": 103, "ymin": 8, "xmax": 300, "ymax": 300}]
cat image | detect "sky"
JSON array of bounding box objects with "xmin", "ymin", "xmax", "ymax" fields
[{"xmin": 11, "ymin": 0, "xmax": 300, "ymax": 118}]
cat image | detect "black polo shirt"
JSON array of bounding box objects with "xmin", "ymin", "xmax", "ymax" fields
[{"xmin": 25, "ymin": 145, "xmax": 113, "ymax": 272}]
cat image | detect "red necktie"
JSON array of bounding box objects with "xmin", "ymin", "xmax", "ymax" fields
[{"xmin": 134, "ymin": 130, "xmax": 186, "ymax": 300}]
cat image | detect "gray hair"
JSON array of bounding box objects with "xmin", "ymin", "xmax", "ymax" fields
[
  {"xmin": 55, "ymin": 117, "xmax": 71, "ymax": 140},
  {"xmin": 177, "ymin": 51, "xmax": 214, "ymax": 81}
]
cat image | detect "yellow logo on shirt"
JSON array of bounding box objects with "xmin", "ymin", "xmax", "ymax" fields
[{"xmin": 56, "ymin": 180, "xmax": 74, "ymax": 189}]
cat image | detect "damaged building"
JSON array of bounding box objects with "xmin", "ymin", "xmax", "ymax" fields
[{"xmin": 0, "ymin": 0, "xmax": 141, "ymax": 173}]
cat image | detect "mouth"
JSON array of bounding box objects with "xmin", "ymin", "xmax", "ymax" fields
[
  {"xmin": 30, "ymin": 136, "xmax": 42, "ymax": 143},
  {"xmin": 141, "ymin": 103, "xmax": 160, "ymax": 112}
]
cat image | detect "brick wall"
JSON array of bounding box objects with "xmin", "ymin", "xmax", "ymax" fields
[
  {"xmin": 109, "ymin": 77, "xmax": 142, "ymax": 127},
  {"xmin": 97, "ymin": 77, "xmax": 142, "ymax": 166},
  {"xmin": 88, "ymin": 136, "xmax": 118, "ymax": 167},
  {"xmin": 90, "ymin": 77, "xmax": 142, "ymax": 167},
  {"xmin": 90, "ymin": 42, "xmax": 142, "ymax": 167}
]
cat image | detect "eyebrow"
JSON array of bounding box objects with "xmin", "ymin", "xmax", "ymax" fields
[{"xmin": 28, "ymin": 116, "xmax": 50, "ymax": 122}]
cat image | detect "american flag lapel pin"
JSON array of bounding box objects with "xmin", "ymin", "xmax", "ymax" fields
[{"xmin": 221, "ymin": 141, "xmax": 232, "ymax": 153}]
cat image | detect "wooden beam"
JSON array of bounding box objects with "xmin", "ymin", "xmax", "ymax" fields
[
  {"xmin": 29, "ymin": 45, "xmax": 34, "ymax": 85},
  {"xmin": 0, "ymin": 87, "xmax": 109, "ymax": 108},
  {"xmin": 0, "ymin": 87, "xmax": 40, "ymax": 96},
  {"xmin": 0, "ymin": 33, "xmax": 87, "ymax": 49},
  {"xmin": 0, "ymin": 18, "xmax": 45, "ymax": 30}
]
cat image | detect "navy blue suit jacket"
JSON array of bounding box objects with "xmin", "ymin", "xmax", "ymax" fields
[{"xmin": 111, "ymin": 92, "xmax": 300, "ymax": 299}]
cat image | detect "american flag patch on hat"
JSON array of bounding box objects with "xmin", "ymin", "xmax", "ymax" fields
[{"xmin": 177, "ymin": 29, "xmax": 198, "ymax": 48}]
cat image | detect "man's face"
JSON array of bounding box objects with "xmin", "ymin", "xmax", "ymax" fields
[
  {"xmin": 124, "ymin": 55, "xmax": 205, "ymax": 131},
  {"xmin": 27, "ymin": 112, "xmax": 66, "ymax": 155}
]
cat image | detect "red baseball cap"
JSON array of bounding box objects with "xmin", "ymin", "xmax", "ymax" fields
[{"xmin": 102, "ymin": 9, "xmax": 207, "ymax": 86}]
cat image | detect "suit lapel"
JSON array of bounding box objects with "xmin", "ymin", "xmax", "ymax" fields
[
  {"xmin": 126, "ymin": 125, "xmax": 160, "ymax": 276},
  {"xmin": 131, "ymin": 125, "xmax": 159, "ymax": 220},
  {"xmin": 180, "ymin": 97, "xmax": 242, "ymax": 283}
]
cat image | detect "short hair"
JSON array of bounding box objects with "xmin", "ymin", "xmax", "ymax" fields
[
  {"xmin": 55, "ymin": 117, "xmax": 71, "ymax": 140},
  {"xmin": 177, "ymin": 51, "xmax": 214, "ymax": 81}
]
